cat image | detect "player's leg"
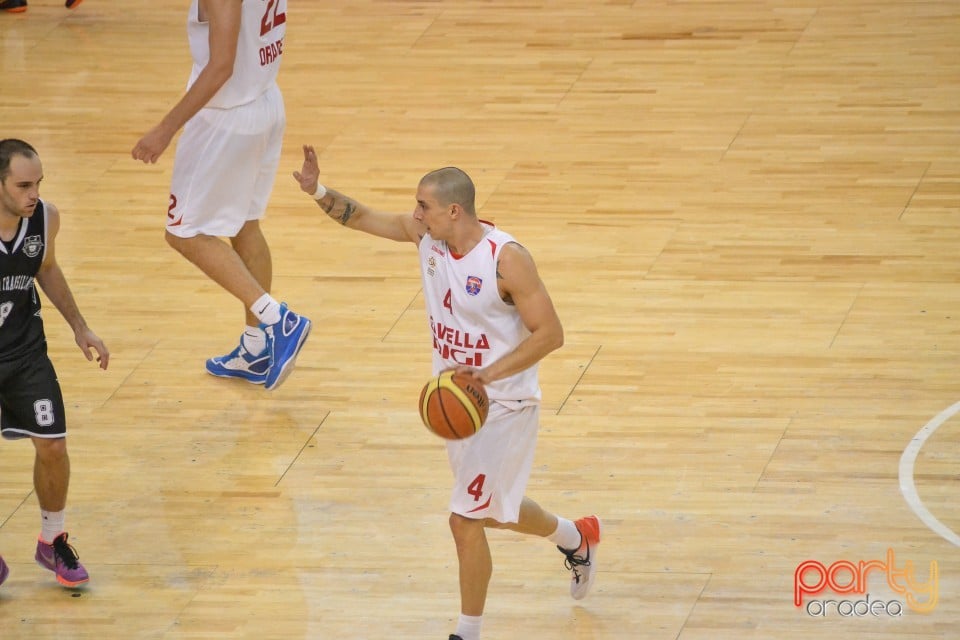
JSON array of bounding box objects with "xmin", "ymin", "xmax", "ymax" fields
[
  {"xmin": 445, "ymin": 403, "xmax": 540, "ymax": 640},
  {"xmin": 166, "ymin": 225, "xmax": 281, "ymax": 384},
  {"xmin": 168, "ymin": 230, "xmax": 276, "ymax": 384},
  {"xmin": 3, "ymin": 353, "xmax": 89, "ymax": 587},
  {"xmin": 231, "ymin": 220, "xmax": 273, "ymax": 328},
  {"xmin": 33, "ymin": 436, "xmax": 69, "ymax": 521},
  {"xmin": 235, "ymin": 85, "xmax": 284, "ymax": 332},
  {"xmin": 197, "ymin": 220, "xmax": 276, "ymax": 382},
  {"xmin": 473, "ymin": 402, "xmax": 603, "ymax": 601},
  {"xmin": 33, "ymin": 436, "xmax": 68, "ymax": 512},
  {"xmin": 166, "ymin": 231, "xmax": 266, "ymax": 308},
  {"xmin": 486, "ymin": 496, "xmax": 557, "ymax": 536},
  {"xmin": 485, "ymin": 495, "xmax": 602, "ymax": 600},
  {"xmin": 164, "ymin": 105, "xmax": 271, "ymax": 312},
  {"xmin": 166, "ymin": 94, "xmax": 309, "ymax": 388},
  {"xmin": 0, "ymin": 361, "xmax": 14, "ymax": 586},
  {"xmin": 239, "ymin": 88, "xmax": 310, "ymax": 390},
  {"xmin": 449, "ymin": 513, "xmax": 492, "ymax": 619},
  {"xmin": 32, "ymin": 436, "xmax": 89, "ymax": 588}
]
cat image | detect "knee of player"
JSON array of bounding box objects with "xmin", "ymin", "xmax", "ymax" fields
[
  {"xmin": 449, "ymin": 512, "xmax": 484, "ymax": 539},
  {"xmin": 32, "ymin": 436, "xmax": 68, "ymax": 460},
  {"xmin": 164, "ymin": 229, "xmax": 192, "ymax": 253}
]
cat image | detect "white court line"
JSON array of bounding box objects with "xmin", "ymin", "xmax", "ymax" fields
[{"xmin": 899, "ymin": 401, "xmax": 960, "ymax": 547}]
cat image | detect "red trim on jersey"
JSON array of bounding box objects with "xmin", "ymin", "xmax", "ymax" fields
[
  {"xmin": 450, "ymin": 221, "xmax": 497, "ymax": 259},
  {"xmin": 466, "ymin": 494, "xmax": 493, "ymax": 513},
  {"xmin": 479, "ymin": 220, "xmax": 497, "ymax": 258}
]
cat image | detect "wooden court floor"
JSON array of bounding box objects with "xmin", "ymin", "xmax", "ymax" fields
[{"xmin": 1, "ymin": 1, "xmax": 958, "ymax": 638}]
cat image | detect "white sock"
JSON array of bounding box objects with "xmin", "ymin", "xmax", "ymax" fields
[
  {"xmin": 241, "ymin": 326, "xmax": 267, "ymax": 356},
  {"xmin": 250, "ymin": 294, "xmax": 281, "ymax": 325},
  {"xmin": 548, "ymin": 517, "xmax": 582, "ymax": 551},
  {"xmin": 40, "ymin": 509, "xmax": 65, "ymax": 543},
  {"xmin": 455, "ymin": 614, "xmax": 482, "ymax": 640}
]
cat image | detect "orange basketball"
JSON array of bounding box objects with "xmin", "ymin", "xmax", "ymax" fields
[{"xmin": 418, "ymin": 370, "xmax": 490, "ymax": 440}]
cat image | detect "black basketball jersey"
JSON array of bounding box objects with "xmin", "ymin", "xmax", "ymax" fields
[{"xmin": 0, "ymin": 200, "xmax": 47, "ymax": 362}]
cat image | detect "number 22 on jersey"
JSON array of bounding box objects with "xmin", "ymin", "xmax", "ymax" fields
[{"xmin": 260, "ymin": 0, "xmax": 286, "ymax": 36}]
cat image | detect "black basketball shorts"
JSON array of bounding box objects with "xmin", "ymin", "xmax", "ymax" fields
[{"xmin": 0, "ymin": 349, "xmax": 67, "ymax": 440}]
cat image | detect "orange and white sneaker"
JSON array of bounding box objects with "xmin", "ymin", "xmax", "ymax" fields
[{"xmin": 558, "ymin": 515, "xmax": 601, "ymax": 600}]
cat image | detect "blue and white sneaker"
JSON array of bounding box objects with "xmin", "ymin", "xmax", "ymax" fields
[
  {"xmin": 205, "ymin": 343, "xmax": 270, "ymax": 384},
  {"xmin": 263, "ymin": 303, "xmax": 311, "ymax": 391}
]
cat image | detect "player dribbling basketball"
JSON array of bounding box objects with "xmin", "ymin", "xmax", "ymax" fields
[{"xmin": 293, "ymin": 146, "xmax": 601, "ymax": 640}]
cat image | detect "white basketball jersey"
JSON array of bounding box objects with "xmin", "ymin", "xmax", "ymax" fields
[
  {"xmin": 419, "ymin": 224, "xmax": 541, "ymax": 404},
  {"xmin": 187, "ymin": 0, "xmax": 286, "ymax": 109}
]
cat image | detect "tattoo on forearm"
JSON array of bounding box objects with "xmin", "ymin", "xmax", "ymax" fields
[
  {"xmin": 339, "ymin": 202, "xmax": 355, "ymax": 225},
  {"xmin": 319, "ymin": 195, "xmax": 356, "ymax": 226}
]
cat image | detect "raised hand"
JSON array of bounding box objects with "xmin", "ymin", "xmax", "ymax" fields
[{"xmin": 293, "ymin": 144, "xmax": 321, "ymax": 194}]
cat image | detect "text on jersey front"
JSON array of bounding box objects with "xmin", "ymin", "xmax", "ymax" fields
[{"xmin": 431, "ymin": 315, "xmax": 490, "ymax": 367}]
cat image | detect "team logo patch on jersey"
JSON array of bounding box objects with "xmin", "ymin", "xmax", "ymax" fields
[
  {"xmin": 22, "ymin": 235, "xmax": 43, "ymax": 258},
  {"xmin": 427, "ymin": 256, "xmax": 437, "ymax": 277},
  {"xmin": 465, "ymin": 275, "xmax": 482, "ymax": 296}
]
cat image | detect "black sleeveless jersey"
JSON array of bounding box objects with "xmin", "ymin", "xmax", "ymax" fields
[{"xmin": 0, "ymin": 200, "xmax": 48, "ymax": 362}]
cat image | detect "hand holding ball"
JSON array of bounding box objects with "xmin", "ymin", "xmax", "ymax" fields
[{"xmin": 418, "ymin": 370, "xmax": 489, "ymax": 439}]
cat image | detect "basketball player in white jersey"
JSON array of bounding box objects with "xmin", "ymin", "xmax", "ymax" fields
[
  {"xmin": 131, "ymin": 0, "xmax": 309, "ymax": 391},
  {"xmin": 293, "ymin": 144, "xmax": 601, "ymax": 640}
]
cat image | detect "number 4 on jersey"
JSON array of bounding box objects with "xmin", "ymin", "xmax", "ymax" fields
[{"xmin": 443, "ymin": 289, "xmax": 453, "ymax": 314}]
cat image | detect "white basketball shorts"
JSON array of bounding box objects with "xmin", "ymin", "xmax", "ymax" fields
[
  {"xmin": 447, "ymin": 401, "xmax": 539, "ymax": 524},
  {"xmin": 166, "ymin": 84, "xmax": 285, "ymax": 238}
]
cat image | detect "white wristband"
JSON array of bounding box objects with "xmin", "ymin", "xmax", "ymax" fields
[{"xmin": 311, "ymin": 183, "xmax": 327, "ymax": 200}]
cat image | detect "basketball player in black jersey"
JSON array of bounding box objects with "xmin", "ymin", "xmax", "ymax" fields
[{"xmin": 0, "ymin": 139, "xmax": 109, "ymax": 588}]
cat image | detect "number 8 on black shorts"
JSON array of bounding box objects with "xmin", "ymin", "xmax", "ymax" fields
[{"xmin": 0, "ymin": 349, "xmax": 66, "ymax": 440}]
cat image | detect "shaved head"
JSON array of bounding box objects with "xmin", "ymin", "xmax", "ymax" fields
[{"xmin": 419, "ymin": 167, "xmax": 476, "ymax": 215}]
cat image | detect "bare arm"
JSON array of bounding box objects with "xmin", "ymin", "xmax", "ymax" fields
[
  {"xmin": 131, "ymin": 0, "xmax": 240, "ymax": 163},
  {"xmin": 35, "ymin": 204, "xmax": 110, "ymax": 370},
  {"xmin": 469, "ymin": 242, "xmax": 564, "ymax": 385},
  {"xmin": 292, "ymin": 144, "xmax": 424, "ymax": 244}
]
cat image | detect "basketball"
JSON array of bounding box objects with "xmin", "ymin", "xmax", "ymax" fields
[{"xmin": 418, "ymin": 370, "xmax": 490, "ymax": 440}]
